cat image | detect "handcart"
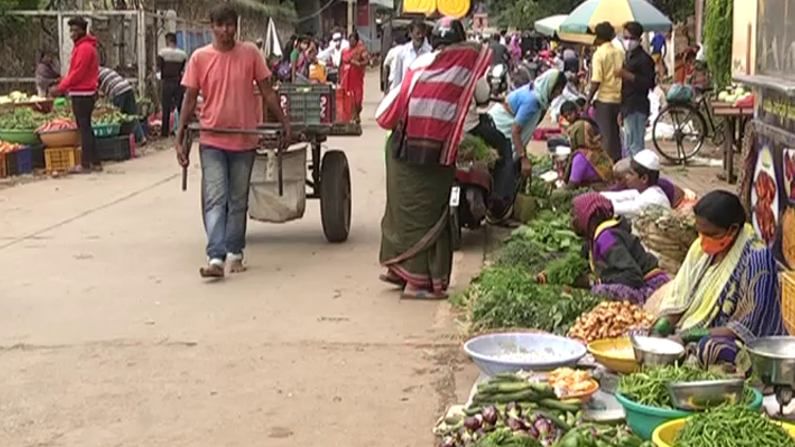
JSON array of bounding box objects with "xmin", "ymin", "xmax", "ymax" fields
[{"xmin": 182, "ymin": 119, "xmax": 351, "ymax": 244}]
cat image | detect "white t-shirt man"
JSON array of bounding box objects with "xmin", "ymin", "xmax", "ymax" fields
[{"xmin": 390, "ymin": 39, "xmax": 432, "ymax": 91}]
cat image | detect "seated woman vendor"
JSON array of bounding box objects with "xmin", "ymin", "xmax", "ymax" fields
[
  {"xmin": 652, "ymin": 190, "xmax": 785, "ymax": 369},
  {"xmin": 571, "ymin": 192, "xmax": 669, "ymax": 304},
  {"xmin": 562, "ymin": 109, "xmax": 614, "ymax": 188}
]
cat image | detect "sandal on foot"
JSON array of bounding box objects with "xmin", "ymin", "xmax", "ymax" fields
[
  {"xmin": 401, "ymin": 287, "xmax": 448, "ymax": 300},
  {"xmin": 227, "ymin": 254, "xmax": 246, "ymax": 274},
  {"xmin": 379, "ymin": 273, "xmax": 406, "ymax": 287}
]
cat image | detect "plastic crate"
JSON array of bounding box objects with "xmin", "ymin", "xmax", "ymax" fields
[
  {"xmin": 29, "ymin": 143, "xmax": 45, "ymax": 169},
  {"xmin": 93, "ymin": 123, "xmax": 121, "ymax": 138},
  {"xmin": 279, "ymin": 84, "xmax": 335, "ymax": 125},
  {"xmin": 783, "ymin": 271, "xmax": 795, "ymax": 335},
  {"xmin": 5, "ymin": 146, "xmax": 33, "ymax": 175},
  {"xmin": 45, "ymin": 146, "xmax": 81, "ymax": 172},
  {"xmin": 97, "ymin": 134, "xmax": 132, "ymax": 161}
]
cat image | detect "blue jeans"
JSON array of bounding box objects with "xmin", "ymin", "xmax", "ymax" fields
[
  {"xmin": 623, "ymin": 112, "xmax": 648, "ymax": 156},
  {"xmin": 200, "ymin": 146, "xmax": 256, "ymax": 261}
]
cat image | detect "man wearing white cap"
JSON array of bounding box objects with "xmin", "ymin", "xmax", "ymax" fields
[
  {"xmin": 600, "ymin": 149, "xmax": 671, "ymax": 218},
  {"xmin": 318, "ymin": 32, "xmax": 349, "ymax": 83}
]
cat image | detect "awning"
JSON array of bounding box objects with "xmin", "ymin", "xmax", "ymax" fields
[
  {"xmin": 560, "ymin": 0, "xmax": 672, "ymax": 34},
  {"xmin": 534, "ymin": 14, "xmax": 596, "ymax": 45}
]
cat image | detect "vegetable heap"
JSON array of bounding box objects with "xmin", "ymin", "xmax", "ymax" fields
[
  {"xmin": 461, "ymin": 266, "xmax": 600, "ymax": 334},
  {"xmin": 618, "ymin": 366, "xmax": 752, "ymax": 409},
  {"xmin": 458, "ymin": 135, "xmax": 500, "ymax": 168},
  {"xmin": 0, "ymin": 108, "xmax": 48, "ymax": 130},
  {"xmin": 567, "ymin": 302, "xmax": 654, "ymax": 343},
  {"xmin": 435, "ymin": 373, "xmax": 651, "ymax": 447},
  {"xmin": 435, "ymin": 373, "xmax": 579, "ymax": 447},
  {"xmin": 676, "ymin": 405, "xmax": 795, "ymax": 447},
  {"xmin": 496, "ymin": 211, "xmax": 588, "ymax": 287},
  {"xmin": 37, "ymin": 118, "xmax": 77, "ymax": 133},
  {"xmin": 93, "ymin": 109, "xmax": 132, "ymax": 125},
  {"xmin": 0, "ymin": 140, "xmax": 23, "ymax": 153}
]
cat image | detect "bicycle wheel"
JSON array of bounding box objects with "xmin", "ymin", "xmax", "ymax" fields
[{"xmin": 652, "ymin": 103, "xmax": 707, "ymax": 163}]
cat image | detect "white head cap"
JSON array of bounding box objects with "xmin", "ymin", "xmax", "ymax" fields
[
  {"xmin": 633, "ymin": 149, "xmax": 661, "ymax": 171},
  {"xmin": 332, "ymin": 32, "xmax": 342, "ymax": 41}
]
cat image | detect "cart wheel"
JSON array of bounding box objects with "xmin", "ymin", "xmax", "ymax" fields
[{"xmin": 320, "ymin": 150, "xmax": 351, "ymax": 243}]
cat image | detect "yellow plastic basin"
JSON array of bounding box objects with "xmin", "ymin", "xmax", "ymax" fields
[
  {"xmin": 587, "ymin": 337, "xmax": 640, "ymax": 374},
  {"xmin": 652, "ymin": 417, "xmax": 795, "ymax": 446}
]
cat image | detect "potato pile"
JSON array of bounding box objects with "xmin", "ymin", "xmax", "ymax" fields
[{"xmin": 568, "ymin": 301, "xmax": 654, "ymax": 343}]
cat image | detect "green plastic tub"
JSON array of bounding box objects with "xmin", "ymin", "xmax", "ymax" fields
[
  {"xmin": 0, "ymin": 129, "xmax": 40, "ymax": 145},
  {"xmin": 92, "ymin": 123, "xmax": 121, "ymax": 138},
  {"xmin": 615, "ymin": 389, "xmax": 763, "ymax": 440}
]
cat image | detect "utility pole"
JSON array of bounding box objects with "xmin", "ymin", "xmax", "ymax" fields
[{"xmin": 348, "ymin": 0, "xmax": 355, "ymax": 36}]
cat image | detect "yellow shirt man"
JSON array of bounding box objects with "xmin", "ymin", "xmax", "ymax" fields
[{"xmin": 591, "ymin": 42, "xmax": 624, "ymax": 104}]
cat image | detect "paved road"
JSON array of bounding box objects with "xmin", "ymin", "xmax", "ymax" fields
[{"xmin": 0, "ymin": 73, "xmax": 481, "ymax": 446}]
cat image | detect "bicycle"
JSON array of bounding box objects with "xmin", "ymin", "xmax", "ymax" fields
[{"xmin": 651, "ymin": 87, "xmax": 726, "ymax": 164}]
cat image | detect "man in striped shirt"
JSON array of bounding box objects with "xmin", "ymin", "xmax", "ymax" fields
[{"xmin": 98, "ymin": 66, "xmax": 145, "ymax": 143}]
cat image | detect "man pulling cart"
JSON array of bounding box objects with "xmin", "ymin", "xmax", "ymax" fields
[{"xmin": 175, "ymin": 4, "xmax": 291, "ymax": 278}]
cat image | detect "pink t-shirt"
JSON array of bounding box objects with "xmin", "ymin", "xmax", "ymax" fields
[{"xmin": 182, "ymin": 42, "xmax": 271, "ymax": 151}]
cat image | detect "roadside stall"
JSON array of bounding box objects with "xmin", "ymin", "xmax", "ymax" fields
[{"xmin": 734, "ymin": 0, "xmax": 795, "ymax": 274}]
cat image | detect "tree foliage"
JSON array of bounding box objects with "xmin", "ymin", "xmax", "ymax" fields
[
  {"xmin": 704, "ymin": 0, "xmax": 733, "ymax": 88},
  {"xmin": 653, "ymin": 0, "xmax": 696, "ymax": 23},
  {"xmin": 487, "ymin": 0, "xmax": 581, "ymax": 29}
]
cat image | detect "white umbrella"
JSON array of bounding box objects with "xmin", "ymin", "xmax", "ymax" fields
[{"xmin": 264, "ymin": 17, "xmax": 282, "ymax": 58}]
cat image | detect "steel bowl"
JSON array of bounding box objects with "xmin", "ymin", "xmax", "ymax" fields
[
  {"xmin": 747, "ymin": 336, "xmax": 795, "ymax": 387},
  {"xmin": 463, "ymin": 332, "xmax": 586, "ymax": 376},
  {"xmin": 630, "ymin": 335, "xmax": 684, "ymax": 367},
  {"xmin": 667, "ymin": 379, "xmax": 746, "ymax": 411}
]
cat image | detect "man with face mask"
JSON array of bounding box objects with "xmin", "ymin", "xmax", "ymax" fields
[{"xmin": 616, "ymin": 21, "xmax": 656, "ymax": 156}]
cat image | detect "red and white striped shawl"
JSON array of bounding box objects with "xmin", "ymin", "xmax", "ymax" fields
[{"xmin": 377, "ymin": 42, "xmax": 492, "ymax": 166}]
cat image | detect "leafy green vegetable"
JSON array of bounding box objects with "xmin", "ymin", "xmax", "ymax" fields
[
  {"xmin": 461, "ymin": 266, "xmax": 601, "ymax": 335},
  {"xmin": 474, "ymin": 428, "xmax": 541, "ymax": 447},
  {"xmin": 0, "ymin": 108, "xmax": 48, "ymax": 130},
  {"xmin": 458, "ymin": 134, "xmax": 500, "ymax": 167}
]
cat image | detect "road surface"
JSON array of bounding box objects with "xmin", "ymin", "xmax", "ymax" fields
[{"xmin": 0, "ymin": 72, "xmax": 482, "ymax": 446}]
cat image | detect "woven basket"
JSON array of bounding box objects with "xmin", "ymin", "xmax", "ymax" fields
[{"xmin": 634, "ymin": 206, "xmax": 698, "ymax": 274}]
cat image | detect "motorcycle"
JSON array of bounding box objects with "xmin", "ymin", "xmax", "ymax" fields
[
  {"xmin": 487, "ymin": 63, "xmax": 509, "ymax": 99},
  {"xmin": 450, "ymin": 160, "xmax": 492, "ymax": 251}
]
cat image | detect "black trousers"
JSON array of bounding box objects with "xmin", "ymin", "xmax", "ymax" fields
[
  {"xmin": 594, "ymin": 100, "xmax": 622, "ymax": 161},
  {"xmin": 72, "ymin": 95, "xmax": 97, "ymax": 168},
  {"xmin": 161, "ymin": 78, "xmax": 184, "ymax": 137}
]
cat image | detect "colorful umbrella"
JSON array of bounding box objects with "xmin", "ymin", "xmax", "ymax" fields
[
  {"xmin": 560, "ymin": 0, "xmax": 672, "ymax": 34},
  {"xmin": 534, "ymin": 14, "xmax": 595, "ymax": 45}
]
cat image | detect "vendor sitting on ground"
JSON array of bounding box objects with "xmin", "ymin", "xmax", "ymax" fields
[
  {"xmin": 612, "ymin": 157, "xmax": 697, "ymax": 209},
  {"xmin": 652, "ymin": 190, "xmax": 785, "ymax": 370},
  {"xmin": 563, "ymin": 114, "xmax": 614, "ymax": 188},
  {"xmin": 572, "ymin": 192, "xmax": 670, "ymax": 304},
  {"xmin": 600, "ymin": 149, "xmax": 670, "ymax": 218}
]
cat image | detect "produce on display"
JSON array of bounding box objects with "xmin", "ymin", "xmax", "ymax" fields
[
  {"xmin": 553, "ymin": 424, "xmax": 653, "ymax": 447},
  {"xmin": 458, "ymin": 134, "xmax": 500, "ymax": 168},
  {"xmin": 0, "ymin": 140, "xmax": 23, "ymax": 153},
  {"xmin": 617, "ymin": 366, "xmax": 751, "ymax": 409},
  {"xmin": 36, "ymin": 118, "xmax": 77, "ymax": 133},
  {"xmin": 0, "ymin": 91, "xmax": 46, "ymax": 104},
  {"xmin": 716, "ymin": 84, "xmax": 754, "ymax": 107},
  {"xmin": 496, "ymin": 211, "xmax": 588, "ymax": 287},
  {"xmin": 546, "ymin": 368, "xmax": 597, "ymax": 400},
  {"xmin": 567, "ymin": 302, "xmax": 654, "ymax": 344},
  {"xmin": 459, "ymin": 266, "xmax": 601, "ymax": 334},
  {"xmin": 0, "ymin": 107, "xmax": 48, "ymax": 130},
  {"xmin": 675, "ymin": 406, "xmax": 795, "ymax": 447},
  {"xmin": 93, "ymin": 109, "xmax": 132, "ymax": 125}
]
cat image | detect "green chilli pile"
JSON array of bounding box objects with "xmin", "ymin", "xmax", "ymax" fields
[
  {"xmin": 676, "ymin": 406, "xmax": 795, "ymax": 447},
  {"xmin": 618, "ymin": 366, "xmax": 730, "ymax": 409}
]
